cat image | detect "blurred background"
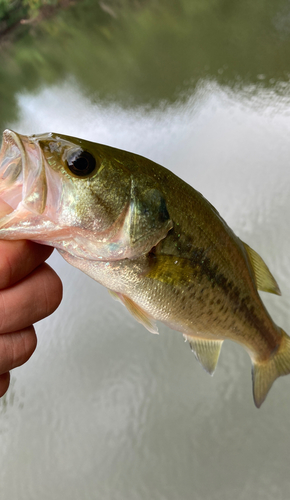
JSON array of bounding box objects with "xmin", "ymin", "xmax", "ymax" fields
[{"xmin": 1, "ymin": 1, "xmax": 290, "ymax": 499}]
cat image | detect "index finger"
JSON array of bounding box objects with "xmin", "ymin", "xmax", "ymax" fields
[{"xmin": 0, "ymin": 200, "xmax": 54, "ymax": 288}]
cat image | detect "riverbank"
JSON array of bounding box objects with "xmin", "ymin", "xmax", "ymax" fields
[
  {"xmin": 0, "ymin": 0, "xmax": 147, "ymax": 45},
  {"xmin": 0, "ymin": 0, "xmax": 79, "ymax": 44}
]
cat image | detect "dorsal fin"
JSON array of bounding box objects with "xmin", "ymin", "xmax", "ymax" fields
[
  {"xmin": 242, "ymin": 241, "xmax": 281, "ymax": 296},
  {"xmin": 184, "ymin": 335, "xmax": 223, "ymax": 375},
  {"xmin": 108, "ymin": 290, "xmax": 159, "ymax": 334}
]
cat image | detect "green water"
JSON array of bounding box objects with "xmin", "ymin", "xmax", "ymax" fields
[{"xmin": 1, "ymin": 0, "xmax": 290, "ymax": 132}]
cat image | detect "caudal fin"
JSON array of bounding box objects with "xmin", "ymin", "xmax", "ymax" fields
[{"xmin": 252, "ymin": 329, "xmax": 290, "ymax": 408}]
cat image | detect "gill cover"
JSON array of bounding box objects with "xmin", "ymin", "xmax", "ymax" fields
[{"xmin": 126, "ymin": 175, "xmax": 173, "ymax": 254}]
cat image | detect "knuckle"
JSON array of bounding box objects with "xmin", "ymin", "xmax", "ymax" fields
[
  {"xmin": 0, "ymin": 372, "xmax": 10, "ymax": 398},
  {"xmin": 39, "ymin": 264, "xmax": 63, "ymax": 318},
  {"xmin": 13, "ymin": 328, "xmax": 37, "ymax": 369},
  {"xmin": 0, "ymin": 248, "xmax": 13, "ymax": 289},
  {"xmin": 0, "ymin": 292, "xmax": 7, "ymax": 333},
  {"xmin": 0, "ymin": 327, "xmax": 37, "ymax": 373}
]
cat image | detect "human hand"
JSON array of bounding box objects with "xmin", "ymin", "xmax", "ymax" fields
[{"xmin": 0, "ymin": 200, "xmax": 63, "ymax": 397}]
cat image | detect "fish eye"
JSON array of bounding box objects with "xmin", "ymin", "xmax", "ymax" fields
[{"xmin": 67, "ymin": 150, "xmax": 97, "ymax": 177}]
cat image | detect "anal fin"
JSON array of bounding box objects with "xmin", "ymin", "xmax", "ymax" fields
[
  {"xmin": 108, "ymin": 290, "xmax": 159, "ymax": 334},
  {"xmin": 184, "ymin": 335, "xmax": 223, "ymax": 375}
]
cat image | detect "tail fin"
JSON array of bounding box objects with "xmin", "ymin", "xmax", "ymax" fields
[{"xmin": 252, "ymin": 329, "xmax": 290, "ymax": 408}]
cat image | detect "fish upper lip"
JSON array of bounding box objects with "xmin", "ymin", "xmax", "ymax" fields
[
  {"xmin": 0, "ymin": 129, "xmax": 25, "ymax": 185},
  {"xmin": 0, "ymin": 129, "xmax": 47, "ymax": 215},
  {"xmin": 2, "ymin": 129, "xmax": 25, "ymax": 156},
  {"xmin": 0, "ymin": 129, "xmax": 25, "ymax": 211}
]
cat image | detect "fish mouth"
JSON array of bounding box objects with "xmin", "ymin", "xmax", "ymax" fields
[{"xmin": 0, "ymin": 129, "xmax": 47, "ymax": 214}]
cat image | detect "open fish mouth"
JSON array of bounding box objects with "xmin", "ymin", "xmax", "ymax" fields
[
  {"xmin": 0, "ymin": 130, "xmax": 24, "ymax": 209},
  {"xmin": 0, "ymin": 129, "xmax": 47, "ymax": 215}
]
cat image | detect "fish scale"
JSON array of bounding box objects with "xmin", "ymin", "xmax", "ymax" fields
[{"xmin": 0, "ymin": 128, "xmax": 289, "ymax": 407}]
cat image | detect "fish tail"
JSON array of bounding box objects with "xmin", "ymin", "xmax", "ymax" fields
[{"xmin": 252, "ymin": 329, "xmax": 290, "ymax": 408}]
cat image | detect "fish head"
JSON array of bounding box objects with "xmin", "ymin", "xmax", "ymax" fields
[{"xmin": 0, "ymin": 130, "xmax": 173, "ymax": 260}]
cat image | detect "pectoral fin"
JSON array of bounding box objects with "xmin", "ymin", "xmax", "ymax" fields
[
  {"xmin": 184, "ymin": 335, "xmax": 223, "ymax": 375},
  {"xmin": 243, "ymin": 241, "xmax": 281, "ymax": 296},
  {"xmin": 108, "ymin": 290, "xmax": 159, "ymax": 334}
]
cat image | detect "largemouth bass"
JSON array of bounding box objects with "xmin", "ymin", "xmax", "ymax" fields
[{"xmin": 0, "ymin": 129, "xmax": 288, "ymax": 407}]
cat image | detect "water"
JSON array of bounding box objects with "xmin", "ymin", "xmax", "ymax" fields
[{"xmin": 1, "ymin": 2, "xmax": 290, "ymax": 499}]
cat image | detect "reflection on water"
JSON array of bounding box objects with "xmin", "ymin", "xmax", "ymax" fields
[
  {"xmin": 1, "ymin": 0, "xmax": 290, "ymax": 498},
  {"xmin": 11, "ymin": 78, "xmax": 290, "ymax": 228},
  {"xmin": 1, "ymin": 0, "xmax": 290, "ymax": 131},
  {"xmin": 0, "ymin": 79, "xmax": 289, "ymax": 500}
]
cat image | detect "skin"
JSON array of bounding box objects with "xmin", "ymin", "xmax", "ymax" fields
[{"xmin": 0, "ymin": 200, "xmax": 62, "ymax": 397}]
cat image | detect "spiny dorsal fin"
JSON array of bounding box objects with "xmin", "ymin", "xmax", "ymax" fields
[
  {"xmin": 184, "ymin": 335, "xmax": 223, "ymax": 375},
  {"xmin": 108, "ymin": 290, "xmax": 159, "ymax": 334},
  {"xmin": 242, "ymin": 241, "xmax": 281, "ymax": 296}
]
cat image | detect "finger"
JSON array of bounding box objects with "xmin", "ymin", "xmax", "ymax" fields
[
  {"xmin": 0, "ymin": 263, "xmax": 63, "ymax": 334},
  {"xmin": 0, "ymin": 372, "xmax": 10, "ymax": 398},
  {"xmin": 0, "ymin": 240, "xmax": 54, "ymax": 289},
  {"xmin": 0, "ymin": 199, "xmax": 55, "ymax": 289},
  {"xmin": 0, "ymin": 326, "xmax": 37, "ymax": 374}
]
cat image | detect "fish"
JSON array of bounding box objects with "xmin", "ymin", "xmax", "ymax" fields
[{"xmin": 0, "ymin": 128, "xmax": 289, "ymax": 408}]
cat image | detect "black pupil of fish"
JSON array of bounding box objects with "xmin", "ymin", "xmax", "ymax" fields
[{"xmin": 67, "ymin": 151, "xmax": 96, "ymax": 176}]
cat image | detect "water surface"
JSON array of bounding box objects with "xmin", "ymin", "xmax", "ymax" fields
[{"xmin": 1, "ymin": 2, "xmax": 290, "ymax": 499}]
